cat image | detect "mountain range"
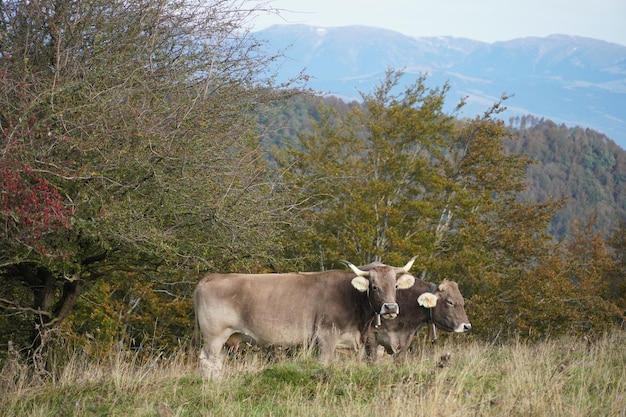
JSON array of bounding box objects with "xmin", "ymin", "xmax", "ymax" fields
[{"xmin": 253, "ymin": 25, "xmax": 626, "ymax": 150}]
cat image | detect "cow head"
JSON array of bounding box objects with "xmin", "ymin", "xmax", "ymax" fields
[
  {"xmin": 343, "ymin": 257, "xmax": 417, "ymax": 320},
  {"xmin": 417, "ymin": 280, "xmax": 472, "ymax": 333}
]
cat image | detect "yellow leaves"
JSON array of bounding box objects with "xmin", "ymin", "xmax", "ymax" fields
[{"xmin": 68, "ymin": 269, "xmax": 193, "ymax": 355}]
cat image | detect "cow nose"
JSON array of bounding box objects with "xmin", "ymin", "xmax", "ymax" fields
[
  {"xmin": 381, "ymin": 303, "xmax": 399, "ymax": 318},
  {"xmin": 464, "ymin": 323, "xmax": 472, "ymax": 332}
]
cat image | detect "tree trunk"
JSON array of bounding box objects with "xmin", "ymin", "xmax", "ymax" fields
[
  {"xmin": 52, "ymin": 278, "xmax": 83, "ymax": 326},
  {"xmin": 18, "ymin": 264, "xmax": 83, "ymax": 367}
]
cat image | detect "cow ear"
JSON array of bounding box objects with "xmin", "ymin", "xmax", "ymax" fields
[
  {"xmin": 418, "ymin": 292, "xmax": 438, "ymax": 308},
  {"xmin": 396, "ymin": 273, "xmax": 415, "ymax": 289},
  {"xmin": 351, "ymin": 276, "xmax": 370, "ymax": 292}
]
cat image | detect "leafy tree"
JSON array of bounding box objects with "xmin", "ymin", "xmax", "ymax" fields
[
  {"xmin": 0, "ymin": 0, "xmax": 304, "ymax": 364},
  {"xmin": 504, "ymin": 214, "xmax": 623, "ymax": 339},
  {"xmin": 273, "ymin": 70, "xmax": 565, "ymax": 339},
  {"xmin": 273, "ymin": 71, "xmax": 459, "ymax": 267}
]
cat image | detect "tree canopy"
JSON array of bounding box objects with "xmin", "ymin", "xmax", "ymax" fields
[{"xmin": 0, "ymin": 0, "xmax": 305, "ymax": 361}]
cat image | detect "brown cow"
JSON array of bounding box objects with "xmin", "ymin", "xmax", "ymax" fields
[
  {"xmin": 193, "ymin": 258, "xmax": 417, "ymax": 377},
  {"xmin": 364, "ymin": 277, "xmax": 471, "ymax": 360}
]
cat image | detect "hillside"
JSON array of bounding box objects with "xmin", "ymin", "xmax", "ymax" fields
[
  {"xmin": 254, "ymin": 25, "xmax": 626, "ymax": 149},
  {"xmin": 507, "ymin": 116, "xmax": 626, "ymax": 238}
]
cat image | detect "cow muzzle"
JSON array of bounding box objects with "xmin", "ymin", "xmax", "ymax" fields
[
  {"xmin": 380, "ymin": 302, "xmax": 400, "ymax": 319},
  {"xmin": 454, "ymin": 322, "xmax": 472, "ymax": 333}
]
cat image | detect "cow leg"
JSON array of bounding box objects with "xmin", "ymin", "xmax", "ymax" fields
[
  {"xmin": 199, "ymin": 343, "xmax": 225, "ymax": 378},
  {"xmin": 199, "ymin": 330, "xmax": 233, "ymax": 378},
  {"xmin": 316, "ymin": 329, "xmax": 339, "ymax": 365},
  {"xmin": 363, "ymin": 330, "xmax": 394, "ymax": 362},
  {"xmin": 355, "ymin": 344, "xmax": 366, "ymax": 361},
  {"xmin": 199, "ymin": 346, "xmax": 221, "ymax": 378},
  {"xmin": 392, "ymin": 332, "xmax": 417, "ymax": 362},
  {"xmin": 364, "ymin": 331, "xmax": 381, "ymax": 362}
]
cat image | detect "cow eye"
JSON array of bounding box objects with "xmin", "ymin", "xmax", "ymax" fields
[
  {"xmin": 372, "ymin": 285, "xmax": 380, "ymax": 291},
  {"xmin": 446, "ymin": 299, "xmax": 454, "ymax": 306}
]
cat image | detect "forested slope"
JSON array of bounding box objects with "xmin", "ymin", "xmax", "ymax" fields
[
  {"xmin": 265, "ymin": 95, "xmax": 626, "ymax": 240},
  {"xmin": 507, "ymin": 116, "xmax": 626, "ymax": 239}
]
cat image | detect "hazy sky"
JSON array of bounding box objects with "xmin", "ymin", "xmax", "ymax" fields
[{"xmin": 252, "ymin": 0, "xmax": 626, "ymax": 46}]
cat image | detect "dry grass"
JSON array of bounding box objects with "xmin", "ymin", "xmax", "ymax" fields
[{"xmin": 1, "ymin": 332, "xmax": 625, "ymax": 416}]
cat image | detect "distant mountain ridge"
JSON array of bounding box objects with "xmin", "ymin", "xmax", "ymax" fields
[{"xmin": 254, "ymin": 25, "xmax": 626, "ymax": 149}]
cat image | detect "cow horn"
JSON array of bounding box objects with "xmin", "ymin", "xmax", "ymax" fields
[
  {"xmin": 341, "ymin": 260, "xmax": 370, "ymax": 277},
  {"xmin": 399, "ymin": 256, "xmax": 418, "ymax": 273}
]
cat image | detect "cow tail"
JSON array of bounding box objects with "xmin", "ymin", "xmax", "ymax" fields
[
  {"xmin": 192, "ymin": 312, "xmax": 198, "ymax": 348},
  {"xmin": 192, "ymin": 305, "xmax": 198, "ymax": 349},
  {"xmin": 192, "ymin": 288, "xmax": 200, "ymax": 350}
]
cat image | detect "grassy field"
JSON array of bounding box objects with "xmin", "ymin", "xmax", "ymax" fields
[{"xmin": 1, "ymin": 332, "xmax": 625, "ymax": 417}]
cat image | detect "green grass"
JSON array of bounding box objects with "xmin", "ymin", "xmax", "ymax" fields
[{"xmin": 2, "ymin": 332, "xmax": 625, "ymax": 416}]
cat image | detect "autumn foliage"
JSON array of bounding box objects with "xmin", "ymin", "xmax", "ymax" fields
[{"xmin": 1, "ymin": 142, "xmax": 72, "ymax": 259}]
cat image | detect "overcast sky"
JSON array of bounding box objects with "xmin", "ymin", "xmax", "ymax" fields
[{"xmin": 251, "ymin": 0, "xmax": 626, "ymax": 46}]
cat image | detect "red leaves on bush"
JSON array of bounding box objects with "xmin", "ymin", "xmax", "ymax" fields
[{"xmin": 1, "ymin": 153, "xmax": 72, "ymax": 254}]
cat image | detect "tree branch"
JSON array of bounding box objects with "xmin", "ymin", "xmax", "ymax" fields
[{"xmin": 0, "ymin": 297, "xmax": 52, "ymax": 317}]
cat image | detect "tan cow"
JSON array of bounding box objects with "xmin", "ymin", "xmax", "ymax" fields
[
  {"xmin": 193, "ymin": 258, "xmax": 417, "ymax": 377},
  {"xmin": 365, "ymin": 277, "xmax": 471, "ymax": 360}
]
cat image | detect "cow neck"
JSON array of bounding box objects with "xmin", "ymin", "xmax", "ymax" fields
[
  {"xmin": 427, "ymin": 283, "xmax": 438, "ymax": 342},
  {"xmin": 364, "ymin": 286, "xmax": 381, "ymax": 328}
]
